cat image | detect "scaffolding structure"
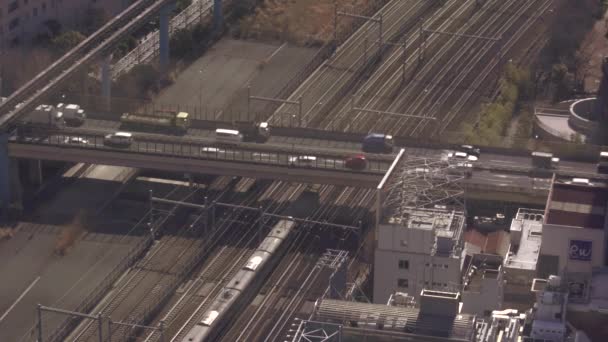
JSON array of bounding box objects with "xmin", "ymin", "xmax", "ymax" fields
[{"xmin": 377, "ymin": 149, "xmax": 467, "ymax": 223}]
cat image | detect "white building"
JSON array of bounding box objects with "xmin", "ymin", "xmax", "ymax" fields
[
  {"xmin": 462, "ymin": 253, "xmax": 504, "ymax": 316},
  {"xmin": 539, "ymin": 182, "xmax": 607, "ymax": 279},
  {"xmin": 373, "ymin": 207, "xmax": 465, "ymax": 304},
  {"xmin": 503, "ymin": 208, "xmax": 544, "ymax": 305},
  {"xmin": 0, "ymin": 0, "xmax": 127, "ymax": 47}
]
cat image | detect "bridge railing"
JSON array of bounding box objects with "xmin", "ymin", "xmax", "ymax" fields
[
  {"xmin": 112, "ymin": 0, "xmax": 215, "ymax": 79},
  {"xmin": 13, "ymin": 127, "xmax": 389, "ymax": 173}
]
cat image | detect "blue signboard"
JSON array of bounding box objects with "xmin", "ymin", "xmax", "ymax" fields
[{"xmin": 569, "ymin": 240, "xmax": 592, "ymax": 261}]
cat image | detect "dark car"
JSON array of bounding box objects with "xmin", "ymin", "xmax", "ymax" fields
[
  {"xmin": 345, "ymin": 155, "xmax": 368, "ymax": 170},
  {"xmin": 458, "ymin": 145, "xmax": 481, "ymax": 158}
]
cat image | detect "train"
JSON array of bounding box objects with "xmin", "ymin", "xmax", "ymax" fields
[
  {"xmin": 120, "ymin": 110, "xmax": 190, "ymax": 134},
  {"xmin": 181, "ymin": 219, "xmax": 296, "ymax": 342}
]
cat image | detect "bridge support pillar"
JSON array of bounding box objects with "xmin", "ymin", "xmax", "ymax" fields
[
  {"xmin": 0, "ymin": 132, "xmax": 8, "ymax": 218},
  {"xmin": 213, "ymin": 0, "xmax": 223, "ymax": 31},
  {"xmin": 100, "ymin": 54, "xmax": 112, "ymax": 111},
  {"xmin": 159, "ymin": 4, "xmax": 173, "ymax": 71},
  {"xmin": 27, "ymin": 159, "xmax": 43, "ymax": 188}
]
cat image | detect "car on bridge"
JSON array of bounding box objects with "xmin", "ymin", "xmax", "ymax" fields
[
  {"xmin": 345, "ymin": 155, "xmax": 367, "ymax": 170},
  {"xmin": 362, "ymin": 133, "xmax": 394, "ymax": 153},
  {"xmin": 448, "ymin": 151, "xmax": 478, "ymax": 162},
  {"xmin": 64, "ymin": 136, "xmax": 89, "ymax": 145},
  {"xmin": 289, "ymin": 155, "xmax": 317, "ymax": 167},
  {"xmin": 458, "ymin": 145, "xmax": 480, "ymax": 158},
  {"xmin": 104, "ymin": 132, "xmax": 133, "ymax": 147}
]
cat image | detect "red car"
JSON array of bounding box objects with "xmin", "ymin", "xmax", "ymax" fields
[{"xmin": 345, "ymin": 155, "xmax": 367, "ymax": 170}]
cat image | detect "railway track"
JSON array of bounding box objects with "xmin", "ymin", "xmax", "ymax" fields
[
  {"xmin": 151, "ymin": 181, "xmax": 303, "ymax": 342},
  {"xmin": 384, "ymin": 0, "xmax": 534, "ymax": 135},
  {"xmin": 338, "ymin": 0, "xmax": 511, "ymax": 133},
  {"xmin": 0, "ymin": 0, "xmax": 186, "ymax": 128},
  {"xmin": 267, "ymin": 0, "xmax": 440, "ymax": 127},
  {"xmin": 323, "ymin": 0, "xmax": 477, "ymax": 131},
  {"xmin": 217, "ymin": 184, "xmax": 364, "ymax": 342},
  {"xmin": 67, "ymin": 185, "xmax": 206, "ymax": 341},
  {"xmin": 432, "ymin": 0, "xmax": 553, "ymax": 135}
]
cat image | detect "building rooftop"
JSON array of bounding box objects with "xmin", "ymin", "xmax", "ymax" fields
[
  {"xmin": 464, "ymin": 254, "xmax": 503, "ymax": 293},
  {"xmin": 386, "ymin": 207, "xmax": 466, "ymax": 257},
  {"xmin": 314, "ymin": 299, "xmax": 476, "ymax": 341},
  {"xmin": 387, "ymin": 207, "xmax": 465, "ymax": 233},
  {"xmin": 546, "ymin": 182, "xmax": 608, "ymax": 229},
  {"xmin": 504, "ymin": 209, "xmax": 543, "ymax": 271}
]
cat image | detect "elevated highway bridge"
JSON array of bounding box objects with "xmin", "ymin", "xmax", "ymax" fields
[{"xmin": 7, "ymin": 124, "xmax": 608, "ymax": 205}]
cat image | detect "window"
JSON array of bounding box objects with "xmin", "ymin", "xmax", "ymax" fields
[
  {"xmin": 397, "ymin": 278, "xmax": 408, "ymax": 288},
  {"xmin": 398, "ymin": 260, "xmax": 409, "ymax": 270}
]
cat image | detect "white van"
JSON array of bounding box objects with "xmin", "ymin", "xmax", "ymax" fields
[
  {"xmin": 215, "ymin": 128, "xmax": 243, "ymax": 145},
  {"xmin": 104, "ymin": 132, "xmax": 133, "ymax": 147}
]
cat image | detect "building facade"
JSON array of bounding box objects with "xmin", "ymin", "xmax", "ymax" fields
[
  {"xmin": 0, "ymin": 0, "xmax": 127, "ymax": 47},
  {"xmin": 503, "ymin": 208, "xmax": 544, "ymax": 305},
  {"xmin": 538, "ymin": 181, "xmax": 608, "ymax": 305},
  {"xmin": 373, "ymin": 208, "xmax": 465, "ymax": 304},
  {"xmin": 462, "ymin": 253, "xmax": 504, "ymax": 316}
]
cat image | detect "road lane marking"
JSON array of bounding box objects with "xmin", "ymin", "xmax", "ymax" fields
[{"xmin": 0, "ymin": 276, "xmax": 41, "ymax": 323}]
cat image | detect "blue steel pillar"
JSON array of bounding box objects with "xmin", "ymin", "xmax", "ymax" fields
[
  {"xmin": 0, "ymin": 132, "xmax": 9, "ymax": 218},
  {"xmin": 101, "ymin": 54, "xmax": 112, "ymax": 111},
  {"xmin": 213, "ymin": 0, "xmax": 223, "ymax": 31},
  {"xmin": 159, "ymin": 4, "xmax": 173, "ymax": 71}
]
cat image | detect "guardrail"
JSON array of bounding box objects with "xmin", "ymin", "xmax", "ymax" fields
[
  {"xmin": 113, "ymin": 0, "xmax": 215, "ymax": 79},
  {"xmin": 11, "ymin": 129, "xmax": 389, "ymax": 174},
  {"xmin": 44, "ymin": 125, "xmax": 396, "ymax": 162}
]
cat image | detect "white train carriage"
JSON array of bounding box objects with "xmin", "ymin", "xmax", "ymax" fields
[{"xmin": 182, "ymin": 219, "xmax": 296, "ymax": 342}]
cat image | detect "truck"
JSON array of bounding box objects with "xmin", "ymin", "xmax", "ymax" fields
[
  {"xmin": 598, "ymin": 151, "xmax": 608, "ymax": 173},
  {"xmin": 531, "ymin": 151, "xmax": 559, "ymax": 169},
  {"xmin": 56, "ymin": 103, "xmax": 86, "ymax": 126},
  {"xmin": 23, "ymin": 104, "xmax": 65, "ymax": 127},
  {"xmin": 120, "ymin": 111, "xmax": 190, "ymax": 134},
  {"xmin": 233, "ymin": 121, "xmax": 270, "ymax": 142}
]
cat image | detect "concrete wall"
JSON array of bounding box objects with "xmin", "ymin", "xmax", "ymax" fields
[
  {"xmin": 540, "ymin": 223, "xmax": 606, "ymax": 274},
  {"xmin": 373, "ymin": 223, "xmax": 461, "ymax": 304},
  {"xmin": 462, "ymin": 273, "xmax": 504, "ymax": 316}
]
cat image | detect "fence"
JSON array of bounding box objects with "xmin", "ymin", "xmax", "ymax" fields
[
  {"xmin": 112, "ymin": 0, "xmax": 215, "ymax": 79},
  {"xmin": 14, "ymin": 126, "xmax": 391, "ymax": 172}
]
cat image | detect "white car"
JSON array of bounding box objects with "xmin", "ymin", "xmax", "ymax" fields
[
  {"xmin": 448, "ymin": 151, "xmax": 478, "ymax": 162},
  {"xmin": 200, "ymin": 147, "xmax": 223, "ymax": 155},
  {"xmin": 289, "ymin": 155, "xmax": 317, "ymax": 167},
  {"xmin": 104, "ymin": 132, "xmax": 133, "ymax": 147},
  {"xmin": 64, "ymin": 136, "xmax": 88, "ymax": 145}
]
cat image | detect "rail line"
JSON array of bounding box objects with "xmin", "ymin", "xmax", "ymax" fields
[
  {"xmin": 166, "ymin": 181, "xmax": 305, "ymax": 342},
  {"xmin": 68, "ymin": 185, "xmax": 206, "ymax": 341},
  {"xmin": 217, "ymin": 184, "xmax": 364, "ymax": 342},
  {"xmin": 267, "ymin": 0, "xmax": 439, "ymax": 127},
  {"xmin": 385, "ymin": 0, "xmax": 535, "ymax": 135},
  {"xmin": 342, "ymin": 0, "xmax": 516, "ymax": 134},
  {"xmin": 323, "ymin": 0, "xmax": 477, "ymax": 131},
  {"xmin": 0, "ymin": 0, "xmax": 185, "ymax": 129}
]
